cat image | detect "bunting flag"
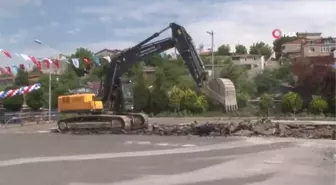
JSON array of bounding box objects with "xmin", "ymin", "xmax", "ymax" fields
[
  {"xmin": 93, "ymin": 55, "xmax": 101, "ymax": 66},
  {"xmin": 0, "ymin": 47, "xmax": 109, "ymax": 76},
  {"xmin": 71, "ymin": 58, "xmax": 80, "ymax": 68},
  {"xmin": 11, "ymin": 65, "xmax": 18, "ymax": 76},
  {"xmin": 0, "ymin": 83, "xmax": 41, "ymax": 99}
]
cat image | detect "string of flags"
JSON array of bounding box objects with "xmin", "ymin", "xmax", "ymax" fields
[
  {"xmin": 0, "ymin": 48, "xmax": 113, "ymax": 76},
  {"xmin": 0, "ymin": 83, "xmax": 41, "ymax": 99}
]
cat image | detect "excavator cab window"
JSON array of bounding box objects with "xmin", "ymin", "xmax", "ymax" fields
[{"xmin": 120, "ymin": 78, "xmax": 134, "ymax": 111}]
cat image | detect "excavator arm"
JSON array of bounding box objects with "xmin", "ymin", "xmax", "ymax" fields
[{"xmin": 99, "ymin": 22, "xmax": 237, "ymax": 112}]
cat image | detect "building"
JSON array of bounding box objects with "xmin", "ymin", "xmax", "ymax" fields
[
  {"xmin": 281, "ymin": 32, "xmax": 336, "ymax": 58},
  {"xmin": 95, "ymin": 49, "xmax": 122, "ymax": 58},
  {"xmin": 301, "ymin": 37, "xmax": 336, "ymax": 57}
]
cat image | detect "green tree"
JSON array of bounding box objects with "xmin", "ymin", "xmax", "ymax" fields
[
  {"xmin": 194, "ymin": 95, "xmax": 209, "ymax": 113},
  {"xmin": 15, "ymin": 69, "xmax": 29, "ymax": 86},
  {"xmin": 69, "ymin": 48, "xmax": 95, "ymax": 77},
  {"xmin": 2, "ymin": 86, "xmax": 23, "ymax": 111},
  {"xmin": 235, "ymin": 44, "xmax": 247, "ymax": 54},
  {"xmin": 180, "ymin": 88, "xmax": 198, "ymax": 113},
  {"xmin": 143, "ymin": 54, "xmax": 163, "ymax": 66},
  {"xmin": 254, "ymin": 69, "xmax": 280, "ymax": 95},
  {"xmin": 249, "ymin": 42, "xmax": 273, "ymax": 59},
  {"xmin": 217, "ymin": 44, "xmax": 231, "ymax": 55},
  {"xmin": 168, "ymin": 86, "xmax": 185, "ymax": 112},
  {"xmin": 258, "ymin": 93, "xmax": 274, "ymax": 117},
  {"xmin": 131, "ymin": 64, "xmax": 150, "ymax": 112},
  {"xmin": 26, "ymin": 89, "xmax": 44, "ymax": 110},
  {"xmin": 2, "ymin": 70, "xmax": 31, "ymax": 111},
  {"xmin": 148, "ymin": 68, "xmax": 169, "ymax": 114},
  {"xmin": 309, "ymin": 95, "xmax": 328, "ymax": 115},
  {"xmin": 282, "ymin": 92, "xmax": 303, "ymax": 117}
]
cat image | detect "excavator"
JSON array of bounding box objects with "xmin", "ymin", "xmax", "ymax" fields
[{"xmin": 56, "ymin": 22, "xmax": 238, "ymax": 133}]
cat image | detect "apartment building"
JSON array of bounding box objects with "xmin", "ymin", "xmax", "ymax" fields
[
  {"xmin": 302, "ymin": 37, "xmax": 336, "ymax": 57},
  {"xmin": 281, "ymin": 32, "xmax": 336, "ymax": 58}
]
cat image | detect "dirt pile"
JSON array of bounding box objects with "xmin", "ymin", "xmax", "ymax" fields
[{"xmin": 62, "ymin": 119, "xmax": 336, "ymax": 140}]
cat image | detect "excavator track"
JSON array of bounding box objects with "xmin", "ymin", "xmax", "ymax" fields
[{"xmin": 57, "ymin": 113, "xmax": 149, "ymax": 134}]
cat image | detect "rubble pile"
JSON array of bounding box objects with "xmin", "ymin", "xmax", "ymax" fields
[
  {"xmin": 129, "ymin": 119, "xmax": 336, "ymax": 140},
  {"xmin": 63, "ymin": 119, "xmax": 336, "ymax": 140}
]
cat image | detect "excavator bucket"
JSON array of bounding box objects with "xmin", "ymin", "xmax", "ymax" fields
[{"xmin": 202, "ymin": 78, "xmax": 238, "ymax": 112}]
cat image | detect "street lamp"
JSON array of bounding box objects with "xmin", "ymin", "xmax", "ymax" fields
[
  {"xmin": 33, "ymin": 39, "xmax": 54, "ymax": 123},
  {"xmin": 206, "ymin": 30, "xmax": 215, "ymax": 79}
]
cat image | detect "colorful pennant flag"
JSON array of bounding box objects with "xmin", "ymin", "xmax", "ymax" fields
[{"xmin": 71, "ymin": 58, "xmax": 80, "ymax": 68}]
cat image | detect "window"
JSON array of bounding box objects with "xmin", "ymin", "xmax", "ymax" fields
[
  {"xmin": 321, "ymin": 47, "xmax": 330, "ymax": 52},
  {"xmin": 309, "ymin": 47, "xmax": 315, "ymax": 52}
]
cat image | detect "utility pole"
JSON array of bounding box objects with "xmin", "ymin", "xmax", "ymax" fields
[
  {"xmin": 206, "ymin": 30, "xmax": 215, "ymax": 79},
  {"xmin": 34, "ymin": 39, "xmax": 54, "ymax": 123}
]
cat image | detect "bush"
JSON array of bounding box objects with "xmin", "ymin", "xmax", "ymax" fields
[
  {"xmin": 282, "ymin": 91, "xmax": 303, "ymax": 116},
  {"xmin": 309, "ymin": 95, "xmax": 328, "ymax": 115},
  {"xmin": 258, "ymin": 93, "xmax": 274, "ymax": 117}
]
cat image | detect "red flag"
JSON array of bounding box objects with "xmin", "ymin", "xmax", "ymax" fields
[
  {"xmin": 36, "ymin": 61, "xmax": 41, "ymax": 70},
  {"xmin": 43, "ymin": 59, "xmax": 50, "ymax": 69},
  {"xmin": 52, "ymin": 59, "xmax": 60, "ymax": 68},
  {"xmin": 19, "ymin": 64, "xmax": 25, "ymax": 70},
  {"xmin": 29, "ymin": 56, "xmax": 41, "ymax": 69},
  {"xmin": 5, "ymin": 66, "xmax": 12, "ymax": 75},
  {"xmin": 0, "ymin": 67, "xmax": 6, "ymax": 74},
  {"xmin": 83, "ymin": 58, "xmax": 91, "ymax": 65},
  {"xmin": 1, "ymin": 50, "xmax": 12, "ymax": 58}
]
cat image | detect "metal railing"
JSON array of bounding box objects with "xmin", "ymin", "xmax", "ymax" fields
[{"xmin": 0, "ymin": 111, "xmax": 59, "ymax": 127}]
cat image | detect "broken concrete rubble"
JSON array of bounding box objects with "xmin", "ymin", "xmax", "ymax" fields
[{"xmin": 63, "ymin": 119, "xmax": 336, "ymax": 140}]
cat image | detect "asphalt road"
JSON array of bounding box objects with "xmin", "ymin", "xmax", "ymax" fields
[
  {"xmin": 0, "ymin": 133, "xmax": 335, "ymax": 185},
  {"xmin": 1, "ymin": 117, "xmax": 335, "ymax": 134}
]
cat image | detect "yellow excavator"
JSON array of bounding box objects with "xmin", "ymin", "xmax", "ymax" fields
[{"xmin": 56, "ymin": 23, "xmax": 238, "ymax": 133}]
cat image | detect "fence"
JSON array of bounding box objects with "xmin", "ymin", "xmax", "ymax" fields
[{"xmin": 0, "ymin": 110, "xmax": 59, "ymax": 126}]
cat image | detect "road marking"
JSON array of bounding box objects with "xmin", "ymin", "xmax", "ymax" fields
[
  {"xmin": 137, "ymin": 141, "xmax": 151, "ymax": 145},
  {"xmin": 181, "ymin": 144, "xmax": 197, "ymax": 147},
  {"xmin": 36, "ymin": 130, "xmax": 51, "ymax": 133},
  {"xmin": 124, "ymin": 141, "xmax": 197, "ymax": 147},
  {"xmin": 156, "ymin": 143, "xmax": 170, "ymax": 146},
  {"xmin": 0, "ymin": 138, "xmax": 287, "ymax": 167}
]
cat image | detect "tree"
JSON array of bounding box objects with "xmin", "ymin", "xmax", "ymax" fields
[
  {"xmin": 70, "ymin": 48, "xmax": 95, "ymax": 77},
  {"xmin": 282, "ymin": 92, "xmax": 303, "ymax": 117},
  {"xmin": 249, "ymin": 42, "xmax": 273, "ymax": 59},
  {"xmin": 15, "ymin": 69, "xmax": 29, "ymax": 86},
  {"xmin": 258, "ymin": 93, "xmax": 274, "ymax": 117},
  {"xmin": 26, "ymin": 89, "xmax": 44, "ymax": 110},
  {"xmin": 2, "ymin": 70, "xmax": 30, "ymax": 111},
  {"xmin": 2, "ymin": 85, "xmax": 23, "ymax": 111},
  {"xmin": 254, "ymin": 69, "xmax": 280, "ymax": 95},
  {"xmin": 217, "ymin": 44, "xmax": 231, "ymax": 55},
  {"xmin": 168, "ymin": 86, "xmax": 185, "ymax": 112},
  {"xmin": 131, "ymin": 64, "xmax": 150, "ymax": 112},
  {"xmin": 143, "ymin": 54, "xmax": 163, "ymax": 66},
  {"xmin": 235, "ymin": 44, "xmax": 247, "ymax": 54},
  {"xmin": 148, "ymin": 68, "xmax": 169, "ymax": 114},
  {"xmin": 309, "ymin": 95, "xmax": 328, "ymax": 115}
]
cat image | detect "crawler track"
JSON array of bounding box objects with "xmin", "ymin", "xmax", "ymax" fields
[{"xmin": 57, "ymin": 113, "xmax": 149, "ymax": 134}]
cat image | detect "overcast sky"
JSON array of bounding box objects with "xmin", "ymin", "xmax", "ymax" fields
[{"xmin": 0, "ymin": 0, "xmax": 335, "ymax": 65}]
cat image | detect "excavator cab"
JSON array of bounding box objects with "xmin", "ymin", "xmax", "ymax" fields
[{"xmin": 120, "ymin": 78, "xmax": 134, "ymax": 112}]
